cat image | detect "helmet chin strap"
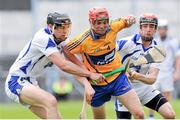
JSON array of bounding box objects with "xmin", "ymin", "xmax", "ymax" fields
[{"xmin": 141, "ymin": 36, "xmax": 153, "ymax": 42}]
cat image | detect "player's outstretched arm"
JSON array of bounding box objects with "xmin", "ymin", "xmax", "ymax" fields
[
  {"xmin": 48, "ymin": 52, "xmax": 103, "ymax": 81},
  {"xmin": 122, "ymin": 15, "xmax": 136, "ymax": 27},
  {"xmin": 128, "ymin": 67, "xmax": 159, "ymax": 84},
  {"xmin": 63, "ymin": 46, "xmax": 107, "ymax": 84}
]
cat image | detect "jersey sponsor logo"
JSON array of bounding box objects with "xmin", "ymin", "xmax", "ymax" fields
[
  {"xmin": 94, "ymin": 44, "xmax": 111, "ymax": 54},
  {"xmin": 88, "ymin": 49, "xmax": 115, "ymax": 65}
]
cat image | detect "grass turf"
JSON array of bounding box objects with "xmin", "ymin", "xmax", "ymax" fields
[{"xmin": 0, "ymin": 99, "xmax": 180, "ymax": 119}]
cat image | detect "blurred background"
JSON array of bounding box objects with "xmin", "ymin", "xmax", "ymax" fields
[{"xmin": 0, "ymin": 0, "xmax": 180, "ymax": 119}]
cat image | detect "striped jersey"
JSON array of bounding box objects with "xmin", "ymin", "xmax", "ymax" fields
[{"xmin": 66, "ymin": 18, "xmax": 128, "ymax": 85}]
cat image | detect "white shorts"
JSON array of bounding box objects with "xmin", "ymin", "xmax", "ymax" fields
[
  {"xmin": 5, "ymin": 74, "xmax": 38, "ymax": 105},
  {"xmin": 154, "ymin": 75, "xmax": 174, "ymax": 92},
  {"xmin": 115, "ymin": 85, "xmax": 160, "ymax": 111}
]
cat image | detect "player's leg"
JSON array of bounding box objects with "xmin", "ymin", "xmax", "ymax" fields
[
  {"xmin": 29, "ymin": 106, "xmax": 47, "ymax": 118},
  {"xmin": 113, "ymin": 73, "xmax": 144, "ymax": 119},
  {"xmin": 115, "ymin": 99, "xmax": 132, "ymax": 119},
  {"xmin": 116, "ymin": 89, "xmax": 144, "ymax": 119},
  {"xmin": 145, "ymin": 93, "xmax": 175, "ymax": 119},
  {"xmin": 158, "ymin": 102, "xmax": 175, "ymax": 119},
  {"xmin": 90, "ymin": 81, "xmax": 115, "ymax": 119},
  {"xmin": 91, "ymin": 105, "xmax": 106, "ymax": 119},
  {"xmin": 162, "ymin": 91, "xmax": 172, "ymax": 101},
  {"xmin": 148, "ymin": 80, "xmax": 161, "ymax": 118},
  {"xmin": 116, "ymin": 111, "xmax": 132, "ymax": 119},
  {"xmin": 5, "ymin": 75, "xmax": 60, "ymax": 119},
  {"xmin": 20, "ymin": 84, "xmax": 61, "ymax": 119}
]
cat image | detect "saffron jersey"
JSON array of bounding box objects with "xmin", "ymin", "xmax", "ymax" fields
[{"xmin": 66, "ymin": 19, "xmax": 128, "ymax": 85}]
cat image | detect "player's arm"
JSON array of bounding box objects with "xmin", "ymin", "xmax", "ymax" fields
[
  {"xmin": 128, "ymin": 67, "xmax": 159, "ymax": 84},
  {"xmin": 63, "ymin": 45, "xmax": 86, "ymax": 68},
  {"xmin": 111, "ymin": 15, "xmax": 136, "ymax": 32},
  {"xmin": 48, "ymin": 52, "xmax": 103, "ymax": 80},
  {"xmin": 75, "ymin": 76, "xmax": 95, "ymax": 104}
]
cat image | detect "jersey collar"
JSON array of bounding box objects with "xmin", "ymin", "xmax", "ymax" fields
[
  {"xmin": 90, "ymin": 27, "xmax": 110, "ymax": 40},
  {"xmin": 133, "ymin": 33, "xmax": 157, "ymax": 46},
  {"xmin": 44, "ymin": 26, "xmax": 52, "ymax": 35},
  {"xmin": 132, "ymin": 33, "xmax": 157, "ymax": 52}
]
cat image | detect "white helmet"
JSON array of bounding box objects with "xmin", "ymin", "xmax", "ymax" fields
[{"xmin": 158, "ymin": 19, "xmax": 168, "ymax": 28}]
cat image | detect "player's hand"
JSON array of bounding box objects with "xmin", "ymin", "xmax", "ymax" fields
[
  {"xmin": 123, "ymin": 15, "xmax": 136, "ymax": 27},
  {"xmin": 89, "ymin": 72, "xmax": 105, "ymax": 84},
  {"xmin": 84, "ymin": 84, "xmax": 95, "ymax": 104},
  {"xmin": 127, "ymin": 70, "xmax": 138, "ymax": 81}
]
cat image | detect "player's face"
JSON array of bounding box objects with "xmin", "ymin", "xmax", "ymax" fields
[
  {"xmin": 53, "ymin": 24, "xmax": 71, "ymax": 41},
  {"xmin": 158, "ymin": 27, "xmax": 168, "ymax": 39},
  {"xmin": 140, "ymin": 24, "xmax": 157, "ymax": 38},
  {"xmin": 91, "ymin": 15, "xmax": 109, "ymax": 35}
]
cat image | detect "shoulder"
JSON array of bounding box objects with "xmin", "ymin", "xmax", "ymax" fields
[
  {"xmin": 33, "ymin": 28, "xmax": 51, "ymax": 42},
  {"xmin": 66, "ymin": 29, "xmax": 90, "ymax": 45},
  {"xmin": 32, "ymin": 28, "xmax": 55, "ymax": 48},
  {"xmin": 117, "ymin": 34, "xmax": 138, "ymax": 51}
]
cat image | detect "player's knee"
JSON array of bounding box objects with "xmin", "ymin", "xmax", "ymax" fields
[
  {"xmin": 164, "ymin": 110, "xmax": 176, "ymax": 119},
  {"xmin": 133, "ymin": 111, "xmax": 144, "ymax": 119},
  {"xmin": 45, "ymin": 95, "xmax": 58, "ymax": 108}
]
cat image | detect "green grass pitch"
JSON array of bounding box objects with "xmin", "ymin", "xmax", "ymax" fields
[{"xmin": 0, "ymin": 99, "xmax": 180, "ymax": 119}]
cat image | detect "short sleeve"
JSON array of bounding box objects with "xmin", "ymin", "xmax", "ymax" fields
[{"xmin": 32, "ymin": 35, "xmax": 59, "ymax": 57}]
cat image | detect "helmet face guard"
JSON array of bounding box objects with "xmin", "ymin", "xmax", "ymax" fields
[
  {"xmin": 139, "ymin": 13, "xmax": 158, "ymax": 29},
  {"xmin": 89, "ymin": 7, "xmax": 109, "ymax": 24},
  {"xmin": 139, "ymin": 13, "xmax": 158, "ymax": 42}
]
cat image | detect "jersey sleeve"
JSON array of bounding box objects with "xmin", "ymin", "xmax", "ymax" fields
[
  {"xmin": 65, "ymin": 32, "xmax": 87, "ymax": 54},
  {"xmin": 32, "ymin": 35, "xmax": 59, "ymax": 57},
  {"xmin": 110, "ymin": 18, "xmax": 127, "ymax": 33},
  {"xmin": 116, "ymin": 37, "xmax": 133, "ymax": 54},
  {"xmin": 150, "ymin": 63, "xmax": 160, "ymax": 69}
]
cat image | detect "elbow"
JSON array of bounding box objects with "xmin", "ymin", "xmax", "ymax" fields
[{"xmin": 148, "ymin": 78, "xmax": 156, "ymax": 85}]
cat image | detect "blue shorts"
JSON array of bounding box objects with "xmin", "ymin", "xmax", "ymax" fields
[{"xmin": 91, "ymin": 73, "xmax": 132, "ymax": 107}]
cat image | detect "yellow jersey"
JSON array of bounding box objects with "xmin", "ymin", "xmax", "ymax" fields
[{"xmin": 66, "ymin": 18, "xmax": 128, "ymax": 85}]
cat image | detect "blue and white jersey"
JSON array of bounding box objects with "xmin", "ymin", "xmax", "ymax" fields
[
  {"xmin": 9, "ymin": 27, "xmax": 62, "ymax": 77},
  {"xmin": 116, "ymin": 33, "xmax": 160, "ymax": 91}
]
